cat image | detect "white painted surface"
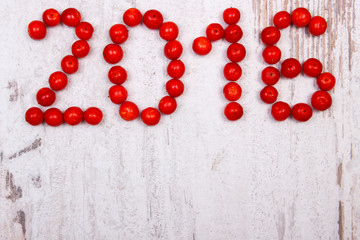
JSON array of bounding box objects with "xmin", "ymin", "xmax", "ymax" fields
[{"xmin": 0, "ymin": 0, "xmax": 359, "ymax": 239}]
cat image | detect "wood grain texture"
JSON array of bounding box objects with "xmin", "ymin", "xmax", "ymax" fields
[{"xmin": 0, "ymin": 0, "xmax": 359, "ymax": 239}]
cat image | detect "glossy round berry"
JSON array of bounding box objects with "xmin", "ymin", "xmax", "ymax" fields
[
  {"xmin": 192, "ymin": 36, "xmax": 212, "ymax": 55},
  {"xmin": 25, "ymin": 107, "xmax": 43, "ymax": 126},
  {"xmin": 61, "ymin": 55, "xmax": 79, "ymax": 74},
  {"xmin": 224, "ymin": 24, "xmax": 243, "ymax": 43},
  {"xmin": 109, "ymin": 24, "xmax": 128, "ymax": 44},
  {"xmin": 141, "ymin": 107, "xmax": 161, "ymax": 126},
  {"xmin": 292, "ymin": 103, "xmax": 313, "ymax": 122},
  {"xmin": 71, "ymin": 40, "xmax": 90, "ymax": 58},
  {"xmin": 49, "ymin": 71, "xmax": 68, "ymax": 91},
  {"xmin": 273, "ymin": 11, "xmax": 291, "ymax": 29},
  {"xmin": 84, "ymin": 107, "xmax": 103, "ymax": 125},
  {"xmin": 303, "ymin": 58, "xmax": 323, "ymax": 77},
  {"xmin": 223, "ymin": 8, "xmax": 241, "ymax": 24},
  {"xmin": 159, "ymin": 96, "xmax": 177, "ymax": 114},
  {"xmin": 143, "ymin": 9, "xmax": 163, "ymax": 29},
  {"xmin": 309, "ymin": 16, "xmax": 327, "ymax": 36},
  {"xmin": 42, "ymin": 9, "xmax": 60, "ymax": 27},
  {"xmin": 166, "ymin": 79, "xmax": 184, "ymax": 97},
  {"xmin": 317, "ymin": 72, "xmax": 336, "ymax": 91},
  {"xmin": 224, "ymin": 102, "xmax": 243, "ymax": 121},
  {"xmin": 311, "ymin": 91, "xmax": 332, "ymax": 111},
  {"xmin": 223, "ymin": 62, "xmax": 242, "ymax": 81},
  {"xmin": 123, "ymin": 8, "xmax": 142, "ymax": 27},
  {"xmin": 36, "ymin": 87, "xmax": 56, "ymax": 106},
  {"xmin": 44, "ymin": 108, "xmax": 63, "ymax": 126},
  {"xmin": 64, "ymin": 107, "xmax": 83, "ymax": 125},
  {"xmin": 159, "ymin": 22, "xmax": 179, "ymax": 41},
  {"xmin": 292, "ymin": 8, "xmax": 311, "ymax": 27},
  {"xmin": 28, "ymin": 21, "xmax": 46, "ymax": 40},
  {"xmin": 227, "ymin": 43, "xmax": 246, "ymax": 62},
  {"xmin": 167, "ymin": 60, "xmax": 185, "ymax": 79},
  {"xmin": 108, "ymin": 66, "xmax": 127, "ymax": 85},
  {"xmin": 206, "ymin": 23, "xmax": 224, "ymax": 41},
  {"xmin": 223, "ymin": 82, "xmax": 242, "ymax": 101},
  {"xmin": 281, "ymin": 58, "xmax": 301, "ymax": 78},
  {"xmin": 260, "ymin": 86, "xmax": 278, "ymax": 104},
  {"xmin": 119, "ymin": 101, "xmax": 139, "ymax": 121},
  {"xmin": 75, "ymin": 22, "xmax": 94, "ymax": 40},
  {"xmin": 262, "ymin": 46, "xmax": 281, "ymax": 64},
  {"xmin": 262, "ymin": 67, "xmax": 280, "ymax": 85},
  {"xmin": 261, "ymin": 26, "xmax": 281, "ymax": 45},
  {"xmin": 61, "ymin": 8, "xmax": 81, "ymax": 27},
  {"xmin": 103, "ymin": 44, "xmax": 123, "ymax": 64},
  {"xmin": 109, "ymin": 85, "xmax": 128, "ymax": 104},
  {"xmin": 271, "ymin": 101, "xmax": 291, "ymax": 121},
  {"xmin": 164, "ymin": 40, "xmax": 183, "ymax": 60}
]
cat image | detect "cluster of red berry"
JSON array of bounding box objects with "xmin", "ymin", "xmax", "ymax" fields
[
  {"xmin": 25, "ymin": 8, "xmax": 103, "ymax": 126},
  {"xmin": 192, "ymin": 8, "xmax": 245, "ymax": 121},
  {"xmin": 260, "ymin": 8, "xmax": 335, "ymax": 122},
  {"xmin": 103, "ymin": 8, "xmax": 185, "ymax": 126}
]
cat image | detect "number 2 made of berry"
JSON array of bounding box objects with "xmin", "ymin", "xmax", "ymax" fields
[{"xmin": 25, "ymin": 7, "xmax": 335, "ymax": 127}]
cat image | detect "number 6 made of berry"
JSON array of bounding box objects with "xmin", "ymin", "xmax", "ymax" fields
[{"xmin": 25, "ymin": 7, "xmax": 335, "ymax": 127}]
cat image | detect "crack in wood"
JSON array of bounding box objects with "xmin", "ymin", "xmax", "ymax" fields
[
  {"xmin": 7, "ymin": 138, "xmax": 42, "ymax": 160},
  {"xmin": 339, "ymin": 201, "xmax": 344, "ymax": 240},
  {"xmin": 13, "ymin": 210, "xmax": 26, "ymax": 237},
  {"xmin": 6, "ymin": 171, "xmax": 22, "ymax": 202}
]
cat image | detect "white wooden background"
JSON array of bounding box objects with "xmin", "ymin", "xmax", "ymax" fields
[{"xmin": 0, "ymin": 0, "xmax": 359, "ymax": 239}]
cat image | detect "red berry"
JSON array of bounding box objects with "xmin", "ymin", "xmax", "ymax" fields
[
  {"xmin": 164, "ymin": 40, "xmax": 183, "ymax": 60},
  {"xmin": 75, "ymin": 22, "xmax": 94, "ymax": 40},
  {"xmin": 227, "ymin": 43, "xmax": 246, "ymax": 62},
  {"xmin": 84, "ymin": 107, "xmax": 103, "ymax": 125},
  {"xmin": 273, "ymin": 11, "xmax": 291, "ymax": 29},
  {"xmin": 223, "ymin": 8, "xmax": 241, "ymax": 24},
  {"xmin": 317, "ymin": 72, "xmax": 336, "ymax": 91},
  {"xmin": 311, "ymin": 91, "xmax": 332, "ymax": 111},
  {"xmin": 223, "ymin": 82, "xmax": 242, "ymax": 101},
  {"xmin": 271, "ymin": 101, "xmax": 291, "ymax": 121},
  {"xmin": 109, "ymin": 24, "xmax": 128, "ymax": 44},
  {"xmin": 159, "ymin": 22, "xmax": 179, "ymax": 41},
  {"xmin": 262, "ymin": 46, "xmax": 281, "ymax": 64},
  {"xmin": 224, "ymin": 102, "xmax": 243, "ymax": 121},
  {"xmin": 141, "ymin": 108, "xmax": 161, "ymax": 126},
  {"xmin": 44, "ymin": 108, "xmax": 63, "ymax": 126},
  {"xmin": 109, "ymin": 85, "xmax": 128, "ymax": 104},
  {"xmin": 123, "ymin": 8, "xmax": 142, "ymax": 27},
  {"xmin": 143, "ymin": 10, "xmax": 163, "ymax": 29},
  {"xmin": 303, "ymin": 58, "xmax": 323, "ymax": 77},
  {"xmin": 224, "ymin": 24, "xmax": 243, "ymax": 43},
  {"xmin": 71, "ymin": 40, "xmax": 90, "ymax": 58},
  {"xmin": 223, "ymin": 62, "xmax": 242, "ymax": 81},
  {"xmin": 159, "ymin": 96, "xmax": 177, "ymax": 114},
  {"xmin": 36, "ymin": 87, "xmax": 56, "ymax": 106},
  {"xmin": 108, "ymin": 66, "xmax": 127, "ymax": 85},
  {"xmin": 166, "ymin": 79, "xmax": 184, "ymax": 97},
  {"xmin": 28, "ymin": 21, "xmax": 46, "ymax": 40},
  {"xmin": 61, "ymin": 8, "xmax": 81, "ymax": 27},
  {"xmin": 49, "ymin": 71, "xmax": 68, "ymax": 91},
  {"xmin": 64, "ymin": 107, "xmax": 83, "ymax": 125},
  {"xmin": 25, "ymin": 107, "xmax": 43, "ymax": 126},
  {"xmin": 103, "ymin": 44, "xmax": 123, "ymax": 64},
  {"xmin": 308, "ymin": 16, "xmax": 327, "ymax": 36},
  {"xmin": 292, "ymin": 103, "xmax": 313, "ymax": 122},
  {"xmin": 260, "ymin": 86, "xmax": 278, "ymax": 104},
  {"xmin": 261, "ymin": 26, "xmax": 281, "ymax": 45},
  {"xmin": 261, "ymin": 67, "xmax": 280, "ymax": 85},
  {"xmin": 281, "ymin": 58, "xmax": 301, "ymax": 78},
  {"xmin": 61, "ymin": 55, "xmax": 79, "ymax": 74},
  {"xmin": 292, "ymin": 8, "xmax": 311, "ymax": 27},
  {"xmin": 206, "ymin": 23, "xmax": 224, "ymax": 41},
  {"xmin": 192, "ymin": 37, "xmax": 212, "ymax": 55},
  {"xmin": 167, "ymin": 60, "xmax": 185, "ymax": 79},
  {"xmin": 42, "ymin": 9, "xmax": 60, "ymax": 27},
  {"xmin": 119, "ymin": 101, "xmax": 139, "ymax": 121}
]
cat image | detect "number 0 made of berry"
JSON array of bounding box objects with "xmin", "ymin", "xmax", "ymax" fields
[
  {"xmin": 192, "ymin": 8, "xmax": 246, "ymax": 121},
  {"xmin": 104, "ymin": 8, "xmax": 185, "ymax": 126},
  {"xmin": 25, "ymin": 8, "xmax": 103, "ymax": 126}
]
